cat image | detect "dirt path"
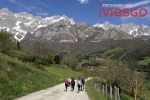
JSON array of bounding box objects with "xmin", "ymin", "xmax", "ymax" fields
[{"xmin": 16, "ymin": 82, "xmax": 90, "ymax": 100}]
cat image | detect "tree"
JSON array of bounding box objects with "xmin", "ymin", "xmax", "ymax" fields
[
  {"xmin": 0, "ymin": 31, "xmax": 16, "ymax": 52},
  {"xmin": 61, "ymin": 55, "xmax": 77, "ymax": 70},
  {"xmin": 17, "ymin": 41, "xmax": 21, "ymax": 50},
  {"xmin": 47, "ymin": 53, "xmax": 54, "ymax": 64},
  {"xmin": 132, "ymin": 72, "xmax": 144, "ymax": 100},
  {"xmin": 137, "ymin": 57, "xmax": 150, "ymax": 79},
  {"xmin": 54, "ymin": 55, "xmax": 61, "ymax": 64},
  {"xmin": 99, "ymin": 59, "xmax": 144, "ymax": 98}
]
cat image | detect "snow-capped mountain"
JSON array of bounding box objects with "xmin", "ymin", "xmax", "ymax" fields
[
  {"xmin": 0, "ymin": 8, "xmax": 75, "ymax": 41},
  {"xmin": 94, "ymin": 22, "xmax": 150, "ymax": 37},
  {"xmin": 0, "ymin": 8, "xmax": 150, "ymax": 42}
]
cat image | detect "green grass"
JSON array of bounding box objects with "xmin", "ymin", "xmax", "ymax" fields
[
  {"xmin": 45, "ymin": 64, "xmax": 82, "ymax": 81},
  {"xmin": 138, "ymin": 57, "xmax": 150, "ymax": 66},
  {"xmin": 102, "ymin": 47, "xmax": 124, "ymax": 58},
  {"xmin": 0, "ymin": 53, "xmax": 81, "ymax": 100},
  {"xmin": 144, "ymin": 80, "xmax": 150, "ymax": 99},
  {"xmin": 85, "ymin": 80, "xmax": 108, "ymax": 100},
  {"xmin": 120, "ymin": 94, "xmax": 134, "ymax": 100}
]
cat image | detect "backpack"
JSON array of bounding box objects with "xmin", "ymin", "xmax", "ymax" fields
[
  {"xmin": 81, "ymin": 79, "xmax": 85, "ymax": 84},
  {"xmin": 71, "ymin": 80, "xmax": 75, "ymax": 85},
  {"xmin": 64, "ymin": 79, "xmax": 69, "ymax": 84}
]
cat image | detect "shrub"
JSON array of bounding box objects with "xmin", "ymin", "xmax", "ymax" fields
[{"xmin": 61, "ymin": 55, "xmax": 77, "ymax": 70}]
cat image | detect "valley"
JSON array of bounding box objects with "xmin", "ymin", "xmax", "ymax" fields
[{"xmin": 0, "ymin": 7, "xmax": 150, "ymax": 100}]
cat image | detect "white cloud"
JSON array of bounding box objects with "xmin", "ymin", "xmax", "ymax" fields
[
  {"xmin": 120, "ymin": 16, "xmax": 133, "ymax": 23},
  {"xmin": 6, "ymin": 0, "xmax": 30, "ymax": 11},
  {"xmin": 120, "ymin": 6, "xmax": 150, "ymax": 23},
  {"xmin": 8, "ymin": 0, "xmax": 16, "ymax": 3},
  {"xmin": 141, "ymin": 6, "xmax": 150, "ymax": 22},
  {"xmin": 78, "ymin": 0, "xmax": 89, "ymax": 4},
  {"xmin": 32, "ymin": 0, "xmax": 50, "ymax": 9},
  {"xmin": 126, "ymin": 0, "xmax": 150, "ymax": 8},
  {"xmin": 120, "ymin": 1, "xmax": 150, "ymax": 23},
  {"xmin": 6, "ymin": 0, "xmax": 49, "ymax": 16},
  {"xmin": 36, "ymin": 12, "xmax": 49, "ymax": 16}
]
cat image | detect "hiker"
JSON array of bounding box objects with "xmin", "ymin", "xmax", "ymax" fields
[
  {"xmin": 68, "ymin": 78, "xmax": 71, "ymax": 86},
  {"xmin": 64, "ymin": 78, "xmax": 69, "ymax": 91},
  {"xmin": 71, "ymin": 78, "xmax": 75, "ymax": 91},
  {"xmin": 77, "ymin": 78, "xmax": 82, "ymax": 93},
  {"xmin": 81, "ymin": 77, "xmax": 85, "ymax": 91}
]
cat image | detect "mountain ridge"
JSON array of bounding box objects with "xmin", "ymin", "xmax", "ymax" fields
[
  {"xmin": 0, "ymin": 8, "xmax": 76, "ymax": 41},
  {"xmin": 0, "ymin": 8, "xmax": 150, "ymax": 42}
]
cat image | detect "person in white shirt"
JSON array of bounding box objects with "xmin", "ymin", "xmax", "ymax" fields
[{"xmin": 77, "ymin": 78, "xmax": 82, "ymax": 93}]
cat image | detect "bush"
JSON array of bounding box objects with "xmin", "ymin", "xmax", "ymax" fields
[
  {"xmin": 61, "ymin": 55, "xmax": 77, "ymax": 70},
  {"xmin": 47, "ymin": 53, "xmax": 54, "ymax": 64},
  {"xmin": 54, "ymin": 55, "xmax": 61, "ymax": 64},
  {"xmin": 102, "ymin": 47, "xmax": 124, "ymax": 59},
  {"xmin": 34, "ymin": 59, "xmax": 42, "ymax": 65}
]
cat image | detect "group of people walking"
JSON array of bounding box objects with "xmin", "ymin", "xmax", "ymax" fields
[{"xmin": 64, "ymin": 77, "xmax": 85, "ymax": 93}]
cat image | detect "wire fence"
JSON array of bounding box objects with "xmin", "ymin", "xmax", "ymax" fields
[{"xmin": 91, "ymin": 82, "xmax": 120, "ymax": 100}]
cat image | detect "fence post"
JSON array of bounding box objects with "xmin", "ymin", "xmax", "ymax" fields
[
  {"xmin": 95, "ymin": 83, "xmax": 98, "ymax": 91},
  {"xmin": 110, "ymin": 85, "xmax": 113, "ymax": 99},
  {"xmin": 91, "ymin": 82, "xmax": 93, "ymax": 88},
  {"xmin": 95, "ymin": 83, "xmax": 99, "ymax": 91},
  {"xmin": 117, "ymin": 87, "xmax": 120, "ymax": 100},
  {"xmin": 97, "ymin": 83, "xmax": 100, "ymax": 92},
  {"xmin": 94, "ymin": 83, "xmax": 97, "ymax": 90},
  {"xmin": 102, "ymin": 85, "xmax": 105, "ymax": 94},
  {"xmin": 99, "ymin": 83, "xmax": 101, "ymax": 92},
  {"xmin": 105, "ymin": 84, "xmax": 107, "ymax": 96},
  {"xmin": 114, "ymin": 86, "xmax": 118, "ymax": 100}
]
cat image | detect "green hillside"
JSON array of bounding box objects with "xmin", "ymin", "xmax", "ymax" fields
[{"xmin": 0, "ymin": 53, "xmax": 81, "ymax": 100}]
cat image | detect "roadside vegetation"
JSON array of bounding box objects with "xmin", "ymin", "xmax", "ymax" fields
[
  {"xmin": 0, "ymin": 53, "xmax": 81, "ymax": 100},
  {"xmin": 83, "ymin": 47, "xmax": 150, "ymax": 100},
  {"xmin": 86, "ymin": 79, "xmax": 107, "ymax": 100},
  {"xmin": 0, "ymin": 30, "xmax": 150, "ymax": 100},
  {"xmin": 0, "ymin": 31, "xmax": 82, "ymax": 100}
]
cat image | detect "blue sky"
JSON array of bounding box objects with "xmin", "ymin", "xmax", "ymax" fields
[{"xmin": 0, "ymin": 0, "xmax": 150, "ymax": 26}]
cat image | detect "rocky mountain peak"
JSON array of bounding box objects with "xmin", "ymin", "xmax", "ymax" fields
[
  {"xmin": 0, "ymin": 8, "xmax": 76, "ymax": 41},
  {"xmin": 94, "ymin": 22, "xmax": 150, "ymax": 37},
  {"xmin": 0, "ymin": 8, "xmax": 150, "ymax": 42}
]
